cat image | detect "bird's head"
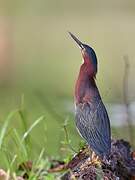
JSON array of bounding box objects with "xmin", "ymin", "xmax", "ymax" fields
[{"xmin": 69, "ymin": 32, "xmax": 97, "ymax": 77}]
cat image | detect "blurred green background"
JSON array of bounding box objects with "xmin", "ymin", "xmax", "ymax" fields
[{"xmin": 0, "ymin": 0, "xmax": 135, "ymax": 167}]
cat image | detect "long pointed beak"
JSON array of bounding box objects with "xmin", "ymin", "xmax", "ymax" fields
[{"xmin": 68, "ymin": 32, "xmax": 84, "ymax": 49}]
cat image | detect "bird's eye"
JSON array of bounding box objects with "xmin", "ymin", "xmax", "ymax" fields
[{"xmin": 81, "ymin": 48, "xmax": 86, "ymax": 54}]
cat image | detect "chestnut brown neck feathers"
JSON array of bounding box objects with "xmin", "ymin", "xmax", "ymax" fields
[{"xmin": 75, "ymin": 60, "xmax": 98, "ymax": 105}]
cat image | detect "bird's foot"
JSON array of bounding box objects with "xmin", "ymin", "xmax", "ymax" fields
[
  {"xmin": 90, "ymin": 152, "xmax": 101, "ymax": 166},
  {"xmin": 102, "ymin": 156, "xmax": 111, "ymax": 165},
  {"xmin": 79, "ymin": 152, "xmax": 101, "ymax": 171}
]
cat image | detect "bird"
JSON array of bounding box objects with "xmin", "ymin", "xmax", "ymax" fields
[{"xmin": 69, "ymin": 32, "xmax": 111, "ymax": 160}]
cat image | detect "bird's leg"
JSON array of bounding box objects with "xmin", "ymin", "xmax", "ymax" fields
[
  {"xmin": 80, "ymin": 148, "xmax": 101, "ymax": 170},
  {"xmin": 86, "ymin": 148, "xmax": 101, "ymax": 165},
  {"xmin": 91, "ymin": 151, "xmax": 101, "ymax": 165},
  {"xmin": 102, "ymin": 155, "xmax": 110, "ymax": 165}
]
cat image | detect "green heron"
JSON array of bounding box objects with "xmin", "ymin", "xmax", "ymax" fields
[{"xmin": 69, "ymin": 32, "xmax": 111, "ymax": 160}]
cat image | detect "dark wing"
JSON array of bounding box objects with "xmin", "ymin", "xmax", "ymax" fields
[{"xmin": 75, "ymin": 101, "xmax": 111, "ymax": 158}]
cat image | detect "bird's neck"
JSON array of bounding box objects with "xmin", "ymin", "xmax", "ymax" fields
[{"xmin": 75, "ymin": 63, "xmax": 97, "ymax": 104}]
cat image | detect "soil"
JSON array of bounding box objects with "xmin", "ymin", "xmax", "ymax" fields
[{"xmin": 49, "ymin": 139, "xmax": 135, "ymax": 180}]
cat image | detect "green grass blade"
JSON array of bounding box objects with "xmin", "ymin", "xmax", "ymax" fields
[
  {"xmin": 29, "ymin": 148, "xmax": 45, "ymax": 180},
  {"xmin": 22, "ymin": 115, "xmax": 45, "ymax": 142},
  {"xmin": 13, "ymin": 129, "xmax": 28, "ymax": 160},
  {"xmin": 0, "ymin": 110, "xmax": 17, "ymax": 149}
]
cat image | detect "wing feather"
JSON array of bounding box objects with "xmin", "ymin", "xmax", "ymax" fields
[{"xmin": 75, "ymin": 101, "xmax": 111, "ymax": 157}]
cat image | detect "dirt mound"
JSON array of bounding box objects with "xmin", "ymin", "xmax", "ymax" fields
[{"xmin": 49, "ymin": 139, "xmax": 135, "ymax": 180}]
